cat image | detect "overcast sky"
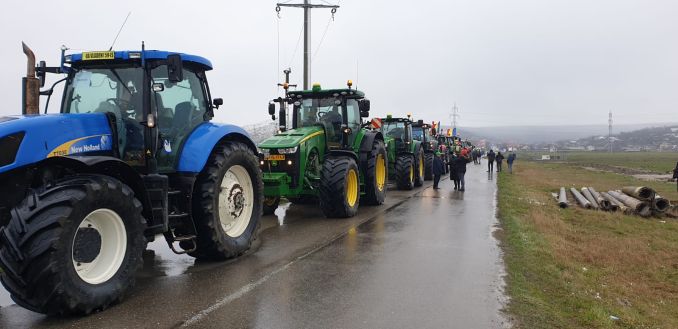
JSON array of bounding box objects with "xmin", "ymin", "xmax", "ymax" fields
[{"xmin": 1, "ymin": 0, "xmax": 677, "ymax": 127}]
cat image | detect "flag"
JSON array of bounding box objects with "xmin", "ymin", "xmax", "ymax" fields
[{"xmin": 453, "ymin": 127, "xmax": 457, "ymax": 136}]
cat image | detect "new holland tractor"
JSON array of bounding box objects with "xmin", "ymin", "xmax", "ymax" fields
[
  {"xmin": 377, "ymin": 115, "xmax": 424, "ymax": 190},
  {"xmin": 411, "ymin": 120, "xmax": 440, "ymax": 180},
  {"xmin": 259, "ymin": 82, "xmax": 387, "ymax": 218},
  {"xmin": 0, "ymin": 44, "xmax": 263, "ymax": 315}
]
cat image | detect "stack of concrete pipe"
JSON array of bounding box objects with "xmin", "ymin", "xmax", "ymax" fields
[{"xmin": 554, "ymin": 185, "xmax": 673, "ymax": 218}]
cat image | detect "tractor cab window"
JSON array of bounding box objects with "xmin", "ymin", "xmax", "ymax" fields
[
  {"xmin": 296, "ymin": 97, "xmax": 343, "ymax": 146},
  {"xmin": 412, "ymin": 127, "xmax": 424, "ymax": 142},
  {"xmin": 151, "ymin": 66, "xmax": 208, "ymax": 172},
  {"xmin": 383, "ymin": 121, "xmax": 410, "ymax": 149},
  {"xmin": 344, "ymin": 99, "xmax": 361, "ymax": 146},
  {"xmin": 63, "ymin": 66, "xmax": 145, "ymax": 165}
]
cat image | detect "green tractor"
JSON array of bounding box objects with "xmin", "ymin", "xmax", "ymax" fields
[
  {"xmin": 412, "ymin": 120, "xmax": 440, "ymax": 180},
  {"xmin": 259, "ymin": 81, "xmax": 387, "ymax": 218},
  {"xmin": 377, "ymin": 115, "xmax": 424, "ymax": 190}
]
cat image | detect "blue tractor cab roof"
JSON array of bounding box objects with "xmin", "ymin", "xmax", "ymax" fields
[{"xmin": 66, "ymin": 50, "xmax": 213, "ymax": 70}]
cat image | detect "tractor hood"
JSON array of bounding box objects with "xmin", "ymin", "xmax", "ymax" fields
[
  {"xmin": 0, "ymin": 114, "xmax": 114, "ymax": 173},
  {"xmin": 259, "ymin": 126, "xmax": 324, "ymax": 149}
]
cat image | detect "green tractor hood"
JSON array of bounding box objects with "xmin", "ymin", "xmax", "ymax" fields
[{"xmin": 259, "ymin": 126, "xmax": 324, "ymax": 149}]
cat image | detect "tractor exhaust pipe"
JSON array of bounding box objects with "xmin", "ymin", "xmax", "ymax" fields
[{"xmin": 22, "ymin": 42, "xmax": 40, "ymax": 115}]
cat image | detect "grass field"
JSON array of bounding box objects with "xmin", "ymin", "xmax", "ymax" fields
[
  {"xmin": 498, "ymin": 160, "xmax": 678, "ymax": 328},
  {"xmin": 517, "ymin": 151, "xmax": 678, "ymax": 174}
]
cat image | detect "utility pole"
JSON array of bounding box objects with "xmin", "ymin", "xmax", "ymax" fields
[
  {"xmin": 276, "ymin": 1, "xmax": 339, "ymax": 90},
  {"xmin": 608, "ymin": 110, "xmax": 613, "ymax": 153},
  {"xmin": 450, "ymin": 103, "xmax": 459, "ymax": 136}
]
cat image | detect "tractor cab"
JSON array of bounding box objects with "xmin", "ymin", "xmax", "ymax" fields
[
  {"xmin": 381, "ymin": 115, "xmax": 413, "ymax": 152},
  {"xmin": 60, "ymin": 50, "xmax": 222, "ymax": 173}
]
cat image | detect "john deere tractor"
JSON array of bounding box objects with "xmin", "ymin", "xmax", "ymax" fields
[
  {"xmin": 377, "ymin": 115, "xmax": 424, "ymax": 190},
  {"xmin": 412, "ymin": 120, "xmax": 440, "ymax": 180},
  {"xmin": 259, "ymin": 82, "xmax": 387, "ymax": 218},
  {"xmin": 0, "ymin": 44, "xmax": 263, "ymax": 315}
]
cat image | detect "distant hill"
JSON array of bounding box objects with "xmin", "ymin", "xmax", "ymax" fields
[
  {"xmin": 564, "ymin": 126, "xmax": 678, "ymax": 151},
  {"xmin": 448, "ymin": 123, "xmax": 678, "ymax": 144}
]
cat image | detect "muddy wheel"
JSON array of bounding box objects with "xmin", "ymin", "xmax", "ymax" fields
[
  {"xmin": 319, "ymin": 156, "xmax": 360, "ymax": 218},
  {"xmin": 362, "ymin": 140, "xmax": 388, "ymax": 205},
  {"xmin": 395, "ymin": 154, "xmax": 414, "ymax": 190},
  {"xmin": 424, "ymin": 152, "xmax": 434, "ymax": 180},
  {"xmin": 0, "ymin": 175, "xmax": 146, "ymax": 315},
  {"xmin": 263, "ymin": 196, "xmax": 280, "ymax": 215},
  {"xmin": 414, "ymin": 148, "xmax": 425, "ymax": 187},
  {"xmin": 191, "ymin": 142, "xmax": 263, "ymax": 260}
]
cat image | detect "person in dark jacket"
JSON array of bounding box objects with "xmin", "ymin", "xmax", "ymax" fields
[
  {"xmin": 449, "ymin": 153, "xmax": 459, "ymax": 190},
  {"xmin": 486, "ymin": 149, "xmax": 496, "ymax": 172},
  {"xmin": 496, "ymin": 152, "xmax": 505, "ymax": 172},
  {"xmin": 455, "ymin": 153, "xmax": 470, "ymax": 191},
  {"xmin": 507, "ymin": 152, "xmax": 516, "ymax": 174},
  {"xmin": 432, "ymin": 152, "xmax": 445, "ymax": 189},
  {"xmin": 673, "ymin": 161, "xmax": 678, "ymax": 191}
]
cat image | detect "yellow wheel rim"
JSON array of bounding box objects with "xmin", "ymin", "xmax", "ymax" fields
[
  {"xmin": 419, "ymin": 155, "xmax": 424, "ymax": 178},
  {"xmin": 376, "ymin": 154, "xmax": 386, "ymax": 191},
  {"xmin": 409, "ymin": 163, "xmax": 414, "ymax": 183},
  {"xmin": 346, "ymin": 168, "xmax": 359, "ymax": 207}
]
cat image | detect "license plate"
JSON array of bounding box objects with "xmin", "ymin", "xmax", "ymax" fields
[
  {"xmin": 265, "ymin": 154, "xmax": 285, "ymax": 161},
  {"xmin": 82, "ymin": 51, "xmax": 115, "ymax": 61}
]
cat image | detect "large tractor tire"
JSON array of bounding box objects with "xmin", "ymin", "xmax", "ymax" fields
[
  {"xmin": 0, "ymin": 175, "xmax": 146, "ymax": 315},
  {"xmin": 263, "ymin": 196, "xmax": 280, "ymax": 215},
  {"xmin": 362, "ymin": 140, "xmax": 388, "ymax": 205},
  {"xmin": 319, "ymin": 156, "xmax": 360, "ymax": 218},
  {"xmin": 190, "ymin": 142, "xmax": 263, "ymax": 260},
  {"xmin": 395, "ymin": 154, "xmax": 415, "ymax": 190},
  {"xmin": 414, "ymin": 148, "xmax": 425, "ymax": 187},
  {"xmin": 424, "ymin": 152, "xmax": 434, "ymax": 180}
]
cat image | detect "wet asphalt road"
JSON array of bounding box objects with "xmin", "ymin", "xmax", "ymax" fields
[{"xmin": 0, "ymin": 162, "xmax": 507, "ymax": 328}]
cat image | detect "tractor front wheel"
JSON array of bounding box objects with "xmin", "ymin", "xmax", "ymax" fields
[
  {"xmin": 395, "ymin": 154, "xmax": 415, "ymax": 190},
  {"xmin": 191, "ymin": 142, "xmax": 263, "ymax": 260},
  {"xmin": 362, "ymin": 140, "xmax": 388, "ymax": 205},
  {"xmin": 319, "ymin": 156, "xmax": 360, "ymax": 218},
  {"xmin": 0, "ymin": 175, "xmax": 146, "ymax": 315}
]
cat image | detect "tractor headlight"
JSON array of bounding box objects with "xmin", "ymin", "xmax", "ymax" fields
[{"xmin": 277, "ymin": 146, "xmax": 298, "ymax": 154}]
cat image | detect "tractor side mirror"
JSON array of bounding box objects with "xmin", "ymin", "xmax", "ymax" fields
[
  {"xmin": 268, "ymin": 102, "xmax": 276, "ymax": 115},
  {"xmin": 418, "ymin": 119, "xmax": 424, "ymax": 125},
  {"xmin": 359, "ymin": 99, "xmax": 370, "ymax": 114},
  {"xmin": 213, "ymin": 98, "xmax": 223, "ymax": 109},
  {"xmin": 167, "ymin": 54, "xmax": 183, "ymax": 83}
]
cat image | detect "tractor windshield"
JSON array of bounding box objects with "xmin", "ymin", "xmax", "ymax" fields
[
  {"xmin": 295, "ymin": 97, "xmax": 344, "ymax": 145},
  {"xmin": 412, "ymin": 127, "xmax": 424, "ymax": 142},
  {"xmin": 382, "ymin": 122, "xmax": 407, "ymax": 141}
]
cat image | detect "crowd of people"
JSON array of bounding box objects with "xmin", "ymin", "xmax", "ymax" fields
[{"xmin": 431, "ymin": 146, "xmax": 518, "ymax": 192}]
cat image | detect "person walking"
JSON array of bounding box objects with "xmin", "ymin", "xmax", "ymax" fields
[
  {"xmin": 507, "ymin": 152, "xmax": 516, "ymax": 174},
  {"xmin": 487, "ymin": 149, "xmax": 496, "ymax": 173},
  {"xmin": 455, "ymin": 152, "xmax": 470, "ymax": 191},
  {"xmin": 496, "ymin": 152, "xmax": 505, "ymax": 172},
  {"xmin": 432, "ymin": 152, "xmax": 445, "ymax": 189},
  {"xmin": 449, "ymin": 153, "xmax": 460, "ymax": 190}
]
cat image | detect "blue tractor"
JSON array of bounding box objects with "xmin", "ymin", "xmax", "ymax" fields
[{"xmin": 0, "ymin": 44, "xmax": 263, "ymax": 315}]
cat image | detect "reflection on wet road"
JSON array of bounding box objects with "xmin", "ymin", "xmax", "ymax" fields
[{"xmin": 0, "ymin": 162, "xmax": 507, "ymax": 328}]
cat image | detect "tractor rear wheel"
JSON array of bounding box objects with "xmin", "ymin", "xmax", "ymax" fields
[
  {"xmin": 424, "ymin": 152, "xmax": 434, "ymax": 180},
  {"xmin": 414, "ymin": 149, "xmax": 425, "ymax": 187},
  {"xmin": 319, "ymin": 156, "xmax": 360, "ymax": 218},
  {"xmin": 0, "ymin": 175, "xmax": 146, "ymax": 315},
  {"xmin": 362, "ymin": 140, "xmax": 388, "ymax": 205},
  {"xmin": 395, "ymin": 155, "xmax": 414, "ymax": 190},
  {"xmin": 191, "ymin": 142, "xmax": 263, "ymax": 260},
  {"xmin": 263, "ymin": 196, "xmax": 280, "ymax": 215}
]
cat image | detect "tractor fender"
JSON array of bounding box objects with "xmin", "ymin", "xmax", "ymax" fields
[
  {"xmin": 358, "ymin": 131, "xmax": 384, "ymax": 170},
  {"xmin": 177, "ymin": 122, "xmax": 257, "ymax": 173},
  {"xmin": 326, "ymin": 150, "xmax": 358, "ymax": 163}
]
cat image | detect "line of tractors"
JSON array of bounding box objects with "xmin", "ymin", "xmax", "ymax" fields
[{"xmin": 0, "ymin": 45, "xmax": 473, "ymax": 316}]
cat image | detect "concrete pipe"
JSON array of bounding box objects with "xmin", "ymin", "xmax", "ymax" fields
[
  {"xmin": 581, "ymin": 187, "xmax": 600, "ymax": 209},
  {"xmin": 621, "ymin": 186, "xmax": 655, "ymax": 201},
  {"xmin": 608, "ymin": 190, "xmax": 651, "ymax": 217},
  {"xmin": 558, "ymin": 187, "xmax": 568, "ymax": 208},
  {"xmin": 588, "ymin": 187, "xmax": 612, "ymax": 211},
  {"xmin": 652, "ymin": 194, "xmax": 671, "ymax": 213},
  {"xmin": 600, "ymin": 192, "xmax": 624, "ymax": 212},
  {"xmin": 570, "ymin": 188, "xmax": 592, "ymax": 209}
]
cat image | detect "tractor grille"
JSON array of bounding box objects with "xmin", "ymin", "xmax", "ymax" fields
[{"xmin": 260, "ymin": 150, "xmax": 301, "ymax": 189}]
